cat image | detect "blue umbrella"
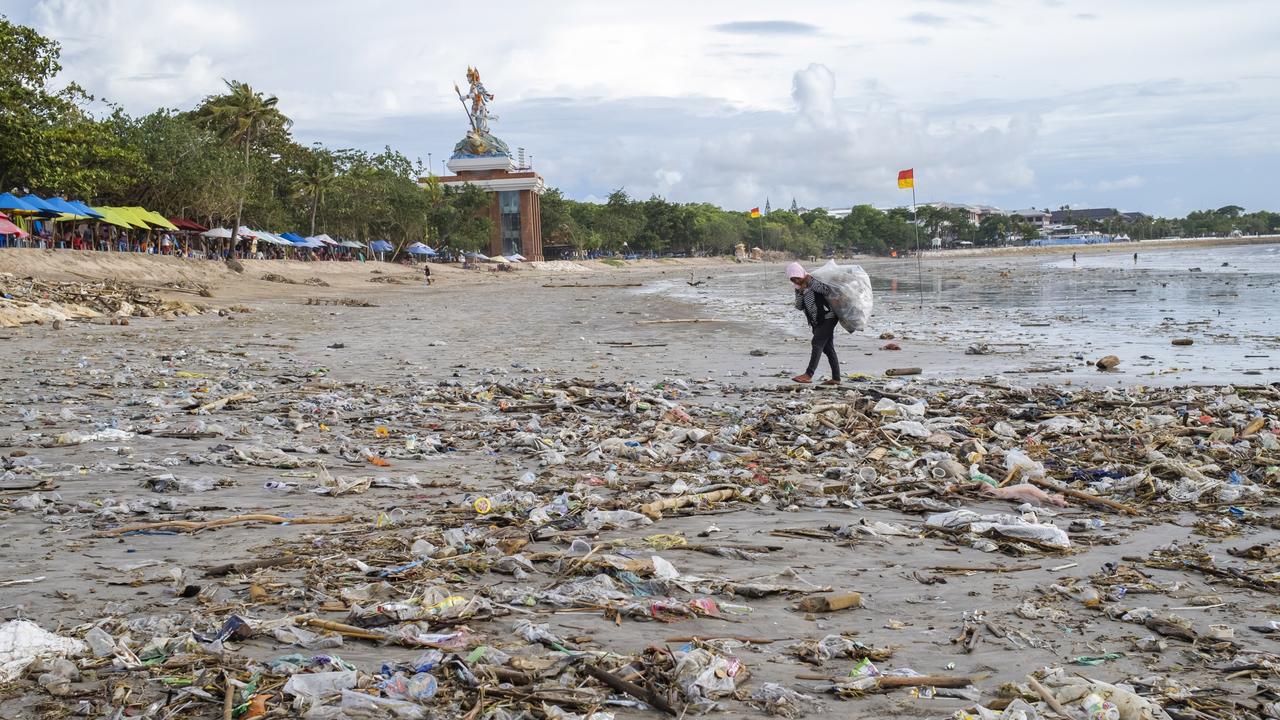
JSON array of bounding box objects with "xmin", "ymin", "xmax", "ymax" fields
[
  {"xmin": 0, "ymin": 193, "xmax": 37, "ymax": 213},
  {"xmin": 370, "ymin": 240, "xmax": 394, "ymax": 252},
  {"xmin": 65, "ymin": 200, "xmax": 104, "ymax": 218},
  {"xmin": 19, "ymin": 195, "xmax": 60, "ymax": 215},
  {"xmin": 44, "ymin": 197, "xmax": 86, "ymax": 215},
  {"xmin": 280, "ymin": 232, "xmax": 307, "ymax": 243}
]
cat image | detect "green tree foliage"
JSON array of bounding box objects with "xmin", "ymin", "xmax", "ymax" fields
[{"xmin": 194, "ymin": 79, "xmax": 293, "ymax": 242}]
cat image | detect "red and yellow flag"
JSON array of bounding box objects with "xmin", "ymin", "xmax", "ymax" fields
[
  {"xmin": 897, "ymin": 168, "xmax": 914, "ymax": 189},
  {"xmin": 749, "ymin": 207, "xmax": 761, "ymax": 218}
]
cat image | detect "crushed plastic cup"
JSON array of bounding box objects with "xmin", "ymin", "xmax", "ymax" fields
[
  {"xmin": 380, "ymin": 671, "xmax": 438, "ymax": 701},
  {"xmin": 473, "ymin": 497, "xmax": 493, "ymax": 514}
]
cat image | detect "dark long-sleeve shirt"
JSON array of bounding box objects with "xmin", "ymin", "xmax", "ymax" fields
[{"xmin": 794, "ymin": 278, "xmax": 837, "ymax": 326}]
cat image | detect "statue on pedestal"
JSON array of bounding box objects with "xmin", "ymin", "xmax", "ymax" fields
[{"xmin": 452, "ymin": 67, "xmax": 511, "ymax": 157}]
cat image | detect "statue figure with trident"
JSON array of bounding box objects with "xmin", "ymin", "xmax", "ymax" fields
[{"xmin": 451, "ymin": 67, "xmax": 511, "ymax": 157}]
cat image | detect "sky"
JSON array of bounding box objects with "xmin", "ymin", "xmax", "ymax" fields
[{"xmin": 3, "ymin": 0, "xmax": 1278, "ymax": 217}]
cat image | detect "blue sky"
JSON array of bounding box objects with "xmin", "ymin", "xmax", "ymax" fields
[{"xmin": 4, "ymin": 0, "xmax": 1278, "ymax": 217}]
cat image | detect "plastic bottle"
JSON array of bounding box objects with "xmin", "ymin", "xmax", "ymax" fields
[
  {"xmin": 1083, "ymin": 693, "xmax": 1120, "ymax": 720},
  {"xmin": 85, "ymin": 626, "xmax": 115, "ymax": 657}
]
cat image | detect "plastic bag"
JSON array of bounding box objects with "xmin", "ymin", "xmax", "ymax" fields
[
  {"xmin": 0, "ymin": 620, "xmax": 88, "ymax": 682},
  {"xmin": 810, "ymin": 260, "xmax": 874, "ymax": 333},
  {"xmin": 1004, "ymin": 449, "xmax": 1046, "ymax": 480}
]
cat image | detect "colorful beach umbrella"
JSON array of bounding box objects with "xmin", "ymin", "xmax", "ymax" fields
[{"xmin": 0, "ymin": 193, "xmax": 38, "ymax": 213}]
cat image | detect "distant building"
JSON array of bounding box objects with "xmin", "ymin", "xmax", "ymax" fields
[
  {"xmin": 924, "ymin": 202, "xmax": 1003, "ymax": 225},
  {"xmin": 1011, "ymin": 208, "xmax": 1052, "ymax": 228}
]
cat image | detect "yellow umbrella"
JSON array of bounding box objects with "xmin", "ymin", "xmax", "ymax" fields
[{"xmin": 125, "ymin": 206, "xmax": 179, "ymax": 231}]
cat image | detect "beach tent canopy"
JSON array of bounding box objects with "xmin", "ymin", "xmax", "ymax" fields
[
  {"xmin": 45, "ymin": 197, "xmax": 90, "ymax": 216},
  {"xmin": 295, "ymin": 236, "xmax": 325, "ymax": 248},
  {"xmin": 125, "ymin": 207, "xmax": 177, "ymax": 230},
  {"xmin": 339, "ymin": 240, "xmax": 365, "ymax": 249},
  {"xmin": 0, "ymin": 193, "xmax": 38, "ymax": 213},
  {"xmin": 66, "ymin": 200, "xmax": 103, "ymax": 218},
  {"xmin": 168, "ymin": 217, "xmax": 208, "ymax": 232},
  {"xmin": 0, "ymin": 217, "xmax": 28, "ymax": 237},
  {"xmin": 510, "ymin": 253, "xmax": 526, "ymax": 261},
  {"xmin": 370, "ymin": 240, "xmax": 394, "ymax": 252},
  {"xmin": 255, "ymin": 232, "xmax": 294, "ymax": 246},
  {"xmin": 464, "ymin": 251, "xmax": 489, "ymax": 260},
  {"xmin": 201, "ymin": 227, "xmax": 233, "ymax": 239},
  {"xmin": 279, "ymin": 232, "xmax": 306, "ymax": 243},
  {"xmin": 90, "ymin": 206, "xmax": 149, "ymax": 229},
  {"xmin": 18, "ymin": 195, "xmax": 60, "ymax": 215},
  {"xmin": 310, "ymin": 233, "xmax": 339, "ymax": 246},
  {"xmin": 406, "ymin": 243, "xmax": 436, "ymax": 256}
]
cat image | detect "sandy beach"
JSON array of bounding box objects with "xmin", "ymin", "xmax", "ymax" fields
[{"xmin": 1, "ymin": 242, "xmax": 1278, "ymax": 719}]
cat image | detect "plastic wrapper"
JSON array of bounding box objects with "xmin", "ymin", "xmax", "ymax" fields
[
  {"xmin": 0, "ymin": 620, "xmax": 88, "ymax": 682},
  {"xmin": 810, "ymin": 260, "xmax": 874, "ymax": 332}
]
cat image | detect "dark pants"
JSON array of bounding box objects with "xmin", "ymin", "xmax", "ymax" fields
[{"xmin": 806, "ymin": 317, "xmax": 840, "ymax": 378}]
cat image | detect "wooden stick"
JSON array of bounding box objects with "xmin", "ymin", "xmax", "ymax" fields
[
  {"xmin": 638, "ymin": 488, "xmax": 737, "ymax": 519},
  {"xmin": 191, "ymin": 392, "xmax": 256, "ymax": 414},
  {"xmin": 203, "ymin": 556, "xmax": 294, "ymax": 577},
  {"xmin": 95, "ymin": 513, "xmax": 352, "ymax": 537},
  {"xmin": 222, "ymin": 672, "xmax": 234, "ymax": 720},
  {"xmin": 581, "ymin": 663, "xmax": 678, "ymax": 716},
  {"xmin": 1027, "ymin": 477, "xmax": 1139, "ymax": 515},
  {"xmin": 1026, "ymin": 675, "xmax": 1070, "ymax": 718},
  {"xmin": 876, "ymin": 674, "xmax": 974, "ymax": 689},
  {"xmin": 299, "ymin": 617, "xmax": 387, "ymax": 642}
]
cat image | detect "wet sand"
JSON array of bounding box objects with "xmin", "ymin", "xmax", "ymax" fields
[{"xmin": 1, "ymin": 245, "xmax": 1278, "ymax": 718}]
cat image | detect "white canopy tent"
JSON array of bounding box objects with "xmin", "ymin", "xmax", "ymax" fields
[{"xmin": 200, "ymin": 227, "xmax": 232, "ymax": 239}]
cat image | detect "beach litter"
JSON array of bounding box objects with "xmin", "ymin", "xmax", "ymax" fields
[{"xmin": 0, "ymin": 334, "xmax": 1277, "ymax": 719}]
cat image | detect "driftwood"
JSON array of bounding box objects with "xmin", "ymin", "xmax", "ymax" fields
[
  {"xmin": 581, "ymin": 663, "xmax": 678, "ymax": 716},
  {"xmin": 96, "ymin": 513, "xmax": 352, "ymax": 536},
  {"xmin": 190, "ymin": 392, "xmax": 256, "ymax": 414},
  {"xmin": 1028, "ymin": 477, "xmax": 1139, "ymax": 515},
  {"xmin": 203, "ymin": 556, "xmax": 295, "ymax": 577},
  {"xmin": 638, "ymin": 488, "xmax": 737, "ymax": 519}
]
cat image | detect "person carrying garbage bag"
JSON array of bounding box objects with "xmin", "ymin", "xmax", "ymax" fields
[{"xmin": 787, "ymin": 262, "xmax": 842, "ymax": 385}]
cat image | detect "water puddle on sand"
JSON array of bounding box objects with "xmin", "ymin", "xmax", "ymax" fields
[{"xmin": 642, "ymin": 244, "xmax": 1280, "ymax": 384}]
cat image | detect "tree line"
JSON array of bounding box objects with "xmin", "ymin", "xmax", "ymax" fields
[{"xmin": 3, "ymin": 16, "xmax": 1278, "ymax": 259}]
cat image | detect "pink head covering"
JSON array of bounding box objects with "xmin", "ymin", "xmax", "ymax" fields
[{"xmin": 786, "ymin": 262, "xmax": 806, "ymax": 280}]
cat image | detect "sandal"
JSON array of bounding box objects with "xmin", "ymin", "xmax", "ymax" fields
[{"xmin": 791, "ymin": 374, "xmax": 812, "ymax": 384}]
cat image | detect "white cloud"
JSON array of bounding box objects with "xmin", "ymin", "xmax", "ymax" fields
[
  {"xmin": 1, "ymin": 0, "xmax": 1277, "ymax": 215},
  {"xmin": 1095, "ymin": 175, "xmax": 1145, "ymax": 191}
]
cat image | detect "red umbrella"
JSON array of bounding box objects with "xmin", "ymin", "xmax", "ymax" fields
[{"xmin": 0, "ymin": 217, "xmax": 29, "ymax": 237}]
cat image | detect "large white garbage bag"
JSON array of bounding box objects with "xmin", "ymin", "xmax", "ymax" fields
[{"xmin": 810, "ymin": 260, "xmax": 874, "ymax": 333}]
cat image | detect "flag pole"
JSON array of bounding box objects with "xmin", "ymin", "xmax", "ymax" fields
[{"xmin": 912, "ymin": 183, "xmax": 923, "ymax": 309}]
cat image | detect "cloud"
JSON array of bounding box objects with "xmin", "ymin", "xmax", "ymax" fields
[
  {"xmin": 906, "ymin": 12, "xmax": 950, "ymax": 26},
  {"xmin": 1076, "ymin": 12, "xmax": 1098, "ymax": 20},
  {"xmin": 711, "ymin": 20, "xmax": 819, "ymax": 35},
  {"xmin": 668, "ymin": 64, "xmax": 1039, "ymax": 208},
  {"xmin": 1095, "ymin": 175, "xmax": 1144, "ymax": 191},
  {"xmin": 3, "ymin": 0, "xmax": 1277, "ymax": 217}
]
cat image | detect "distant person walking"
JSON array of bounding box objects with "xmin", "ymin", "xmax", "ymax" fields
[
  {"xmin": 1133, "ymin": 252, "xmax": 1138, "ymax": 263},
  {"xmin": 1072, "ymin": 252, "xmax": 1077, "ymax": 264},
  {"xmin": 787, "ymin": 262, "xmax": 841, "ymax": 385},
  {"xmin": 423, "ymin": 263, "xmax": 432, "ymax": 286}
]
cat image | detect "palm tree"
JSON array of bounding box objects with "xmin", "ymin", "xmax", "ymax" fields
[
  {"xmin": 196, "ymin": 80, "xmax": 292, "ymax": 248},
  {"xmin": 293, "ymin": 148, "xmax": 336, "ymax": 237}
]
